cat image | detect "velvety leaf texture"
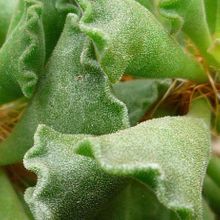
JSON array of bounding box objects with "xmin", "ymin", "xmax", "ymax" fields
[
  {"xmin": 0, "ymin": 0, "xmax": 45, "ymax": 104},
  {"xmin": 9, "ymin": 0, "xmax": 79, "ymax": 59},
  {"xmin": 113, "ymin": 79, "xmax": 171, "ymax": 126},
  {"xmin": 77, "ymin": 0, "xmax": 206, "ymax": 83},
  {"xmin": 0, "ymin": 13, "xmax": 129, "ymax": 165},
  {"xmin": 24, "ymin": 116, "xmax": 210, "ymax": 220}
]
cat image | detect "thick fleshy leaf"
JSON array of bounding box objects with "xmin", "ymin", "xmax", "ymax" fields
[
  {"xmin": 0, "ymin": 168, "xmax": 30, "ymax": 220},
  {"xmin": 203, "ymin": 175, "xmax": 220, "ymax": 215},
  {"xmin": 113, "ymin": 79, "xmax": 171, "ymax": 126},
  {"xmin": 207, "ymin": 156, "xmax": 220, "ymax": 189},
  {"xmin": 98, "ymin": 180, "xmax": 178, "ymax": 220},
  {"xmin": 204, "ymin": 0, "xmax": 218, "ymax": 34},
  {"xmin": 0, "ymin": 14, "xmax": 129, "ymax": 165},
  {"xmin": 207, "ymin": 1, "xmax": 220, "ymax": 63},
  {"xmin": 24, "ymin": 116, "xmax": 210, "ymax": 219},
  {"xmin": 8, "ymin": 0, "xmax": 78, "ymax": 59},
  {"xmin": 0, "ymin": 0, "xmax": 17, "ymax": 46},
  {"xmin": 77, "ymin": 0, "xmax": 205, "ymax": 83},
  {"xmin": 202, "ymin": 199, "xmax": 215, "ymax": 220},
  {"xmin": 159, "ymin": 0, "xmax": 218, "ymax": 65},
  {"xmin": 39, "ymin": 0, "xmax": 79, "ymax": 58},
  {"xmin": 0, "ymin": 0, "xmax": 45, "ymax": 103}
]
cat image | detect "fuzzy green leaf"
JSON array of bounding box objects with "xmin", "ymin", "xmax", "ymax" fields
[
  {"xmin": 24, "ymin": 116, "xmax": 210, "ymax": 219},
  {"xmin": 159, "ymin": 0, "xmax": 218, "ymax": 65},
  {"xmin": 0, "ymin": 168, "xmax": 30, "ymax": 220},
  {"xmin": 8, "ymin": 0, "xmax": 78, "ymax": 59},
  {"xmin": 0, "ymin": 13, "xmax": 129, "ymax": 165},
  {"xmin": 113, "ymin": 79, "xmax": 171, "ymax": 126},
  {"xmin": 0, "ymin": 0, "xmax": 17, "ymax": 46},
  {"xmin": 0, "ymin": 0, "xmax": 45, "ymax": 103},
  {"xmin": 77, "ymin": 0, "xmax": 205, "ymax": 83}
]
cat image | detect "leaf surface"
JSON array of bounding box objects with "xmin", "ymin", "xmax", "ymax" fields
[
  {"xmin": 159, "ymin": 0, "xmax": 218, "ymax": 65},
  {"xmin": 113, "ymin": 79, "xmax": 171, "ymax": 125},
  {"xmin": 0, "ymin": 13, "xmax": 129, "ymax": 165},
  {"xmin": 0, "ymin": 168, "xmax": 30, "ymax": 220},
  {"xmin": 97, "ymin": 180, "xmax": 179, "ymax": 220},
  {"xmin": 0, "ymin": 0, "xmax": 45, "ymax": 103},
  {"xmin": 24, "ymin": 116, "xmax": 210, "ymax": 219},
  {"xmin": 77, "ymin": 0, "xmax": 205, "ymax": 83},
  {"xmin": 0, "ymin": 0, "xmax": 17, "ymax": 46}
]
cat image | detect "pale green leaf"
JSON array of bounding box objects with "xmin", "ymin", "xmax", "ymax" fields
[
  {"xmin": 113, "ymin": 79, "xmax": 171, "ymax": 126},
  {"xmin": 0, "ymin": 0, "xmax": 17, "ymax": 46},
  {"xmin": 77, "ymin": 0, "xmax": 205, "ymax": 83},
  {"xmin": 207, "ymin": 0, "xmax": 220, "ymax": 63},
  {"xmin": 0, "ymin": 0, "xmax": 45, "ymax": 103},
  {"xmin": 0, "ymin": 13, "xmax": 129, "ymax": 165},
  {"xmin": 8, "ymin": 0, "xmax": 78, "ymax": 59},
  {"xmin": 24, "ymin": 116, "xmax": 210, "ymax": 219},
  {"xmin": 159, "ymin": 0, "xmax": 218, "ymax": 65},
  {"xmin": 0, "ymin": 168, "xmax": 30, "ymax": 220}
]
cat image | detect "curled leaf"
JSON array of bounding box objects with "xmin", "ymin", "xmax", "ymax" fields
[
  {"xmin": 0, "ymin": 0, "xmax": 45, "ymax": 103},
  {"xmin": 0, "ymin": 13, "xmax": 129, "ymax": 165},
  {"xmin": 24, "ymin": 116, "xmax": 210, "ymax": 219},
  {"xmin": 77, "ymin": 0, "xmax": 205, "ymax": 83},
  {"xmin": 8, "ymin": 0, "xmax": 79, "ymax": 59}
]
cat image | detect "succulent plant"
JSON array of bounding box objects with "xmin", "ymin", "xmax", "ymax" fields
[{"xmin": 0, "ymin": 0, "xmax": 220, "ymax": 219}]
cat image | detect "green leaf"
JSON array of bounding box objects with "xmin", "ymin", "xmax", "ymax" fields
[
  {"xmin": 207, "ymin": 1, "xmax": 220, "ymax": 63},
  {"xmin": 207, "ymin": 156, "xmax": 220, "ymax": 189},
  {"xmin": 113, "ymin": 79, "xmax": 171, "ymax": 126},
  {"xmin": 0, "ymin": 0, "xmax": 45, "ymax": 103},
  {"xmin": 159, "ymin": 0, "xmax": 218, "ymax": 65},
  {"xmin": 39, "ymin": 0, "xmax": 79, "ymax": 59},
  {"xmin": 187, "ymin": 97, "xmax": 212, "ymax": 127},
  {"xmin": 204, "ymin": 0, "xmax": 218, "ymax": 34},
  {"xmin": 0, "ymin": 13, "xmax": 129, "ymax": 165},
  {"xmin": 24, "ymin": 116, "xmax": 210, "ymax": 219},
  {"xmin": 136, "ymin": 0, "xmax": 154, "ymax": 10},
  {"xmin": 0, "ymin": 0, "xmax": 17, "ymax": 46},
  {"xmin": 202, "ymin": 199, "xmax": 215, "ymax": 220},
  {"xmin": 203, "ymin": 175, "xmax": 220, "ymax": 215},
  {"xmin": 98, "ymin": 180, "xmax": 178, "ymax": 220},
  {"xmin": 8, "ymin": 0, "xmax": 79, "ymax": 59},
  {"xmin": 0, "ymin": 168, "xmax": 30, "ymax": 220},
  {"xmin": 77, "ymin": 0, "xmax": 206, "ymax": 83}
]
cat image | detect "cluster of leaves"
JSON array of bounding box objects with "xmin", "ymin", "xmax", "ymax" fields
[{"xmin": 0, "ymin": 0, "xmax": 220, "ymax": 219}]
